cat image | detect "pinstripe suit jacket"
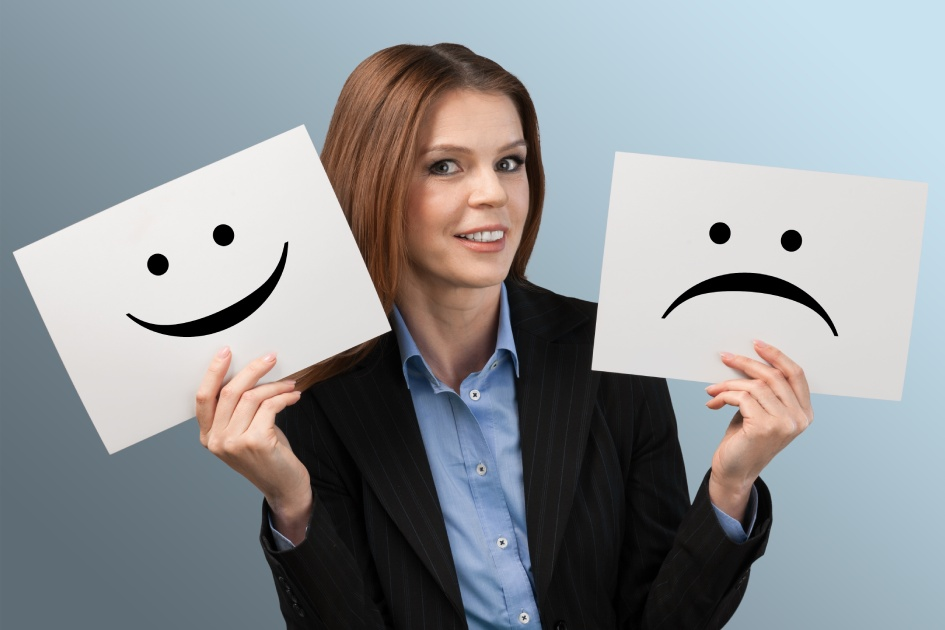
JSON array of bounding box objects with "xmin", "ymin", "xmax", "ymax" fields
[{"xmin": 260, "ymin": 280, "xmax": 772, "ymax": 629}]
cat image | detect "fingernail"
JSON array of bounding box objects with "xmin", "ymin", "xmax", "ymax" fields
[
  {"xmin": 720, "ymin": 351, "xmax": 734, "ymax": 360},
  {"xmin": 753, "ymin": 339, "xmax": 768, "ymax": 349},
  {"xmin": 217, "ymin": 346, "xmax": 231, "ymax": 358},
  {"xmin": 263, "ymin": 352, "xmax": 277, "ymax": 363}
]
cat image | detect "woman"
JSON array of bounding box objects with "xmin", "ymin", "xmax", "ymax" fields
[{"xmin": 196, "ymin": 44, "xmax": 812, "ymax": 629}]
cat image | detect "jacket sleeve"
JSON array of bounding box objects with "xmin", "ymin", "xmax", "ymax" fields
[
  {"xmin": 258, "ymin": 390, "xmax": 394, "ymax": 630},
  {"xmin": 611, "ymin": 375, "xmax": 772, "ymax": 629}
]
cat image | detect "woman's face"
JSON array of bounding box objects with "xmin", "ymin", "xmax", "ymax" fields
[{"xmin": 403, "ymin": 89, "xmax": 529, "ymax": 297}]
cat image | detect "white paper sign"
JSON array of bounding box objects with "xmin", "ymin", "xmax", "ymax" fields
[
  {"xmin": 595, "ymin": 153, "xmax": 927, "ymax": 400},
  {"xmin": 14, "ymin": 126, "xmax": 390, "ymax": 452}
]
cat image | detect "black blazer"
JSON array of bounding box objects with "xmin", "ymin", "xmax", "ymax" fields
[{"xmin": 260, "ymin": 280, "xmax": 771, "ymax": 629}]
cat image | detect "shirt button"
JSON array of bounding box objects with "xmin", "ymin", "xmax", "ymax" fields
[
  {"xmin": 469, "ymin": 389, "xmax": 481, "ymax": 401},
  {"xmin": 497, "ymin": 537, "xmax": 508, "ymax": 549},
  {"xmin": 519, "ymin": 611, "xmax": 530, "ymax": 624},
  {"xmin": 490, "ymin": 361, "xmax": 499, "ymax": 370},
  {"xmin": 476, "ymin": 462, "xmax": 487, "ymax": 476}
]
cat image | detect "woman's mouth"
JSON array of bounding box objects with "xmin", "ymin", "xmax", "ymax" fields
[{"xmin": 456, "ymin": 230, "xmax": 505, "ymax": 243}]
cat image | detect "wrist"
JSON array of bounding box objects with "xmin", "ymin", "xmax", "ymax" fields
[
  {"xmin": 709, "ymin": 470, "xmax": 754, "ymax": 525},
  {"xmin": 268, "ymin": 481, "xmax": 313, "ymax": 546}
]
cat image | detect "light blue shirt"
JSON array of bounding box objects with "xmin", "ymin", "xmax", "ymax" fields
[
  {"xmin": 392, "ymin": 284, "xmax": 538, "ymax": 630},
  {"xmin": 271, "ymin": 283, "xmax": 757, "ymax": 628}
]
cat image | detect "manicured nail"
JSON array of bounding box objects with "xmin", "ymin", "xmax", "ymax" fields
[
  {"xmin": 720, "ymin": 352, "xmax": 734, "ymax": 360},
  {"xmin": 217, "ymin": 346, "xmax": 231, "ymax": 358},
  {"xmin": 263, "ymin": 352, "xmax": 277, "ymax": 363},
  {"xmin": 753, "ymin": 339, "xmax": 768, "ymax": 349}
]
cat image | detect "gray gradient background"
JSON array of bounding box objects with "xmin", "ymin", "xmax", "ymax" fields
[{"xmin": 1, "ymin": 2, "xmax": 942, "ymax": 628}]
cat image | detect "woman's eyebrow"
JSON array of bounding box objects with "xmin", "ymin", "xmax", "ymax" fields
[{"xmin": 422, "ymin": 139, "xmax": 527, "ymax": 155}]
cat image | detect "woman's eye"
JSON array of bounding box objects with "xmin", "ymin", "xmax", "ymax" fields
[
  {"xmin": 496, "ymin": 156, "xmax": 524, "ymax": 172},
  {"xmin": 429, "ymin": 160, "xmax": 459, "ymax": 175}
]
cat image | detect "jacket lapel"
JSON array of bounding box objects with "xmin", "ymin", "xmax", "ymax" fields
[
  {"xmin": 318, "ymin": 333, "xmax": 465, "ymax": 620},
  {"xmin": 507, "ymin": 280, "xmax": 601, "ymax": 605}
]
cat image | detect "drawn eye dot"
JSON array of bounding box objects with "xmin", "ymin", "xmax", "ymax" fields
[
  {"xmin": 147, "ymin": 253, "xmax": 169, "ymax": 276},
  {"xmin": 781, "ymin": 229, "xmax": 802, "ymax": 252},
  {"xmin": 213, "ymin": 224, "xmax": 235, "ymax": 246},
  {"xmin": 709, "ymin": 222, "xmax": 731, "ymax": 245}
]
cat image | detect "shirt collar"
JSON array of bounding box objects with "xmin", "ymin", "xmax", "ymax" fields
[{"xmin": 392, "ymin": 282, "xmax": 520, "ymax": 388}]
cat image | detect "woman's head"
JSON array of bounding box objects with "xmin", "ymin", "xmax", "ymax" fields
[
  {"xmin": 322, "ymin": 43, "xmax": 544, "ymax": 306},
  {"xmin": 296, "ymin": 43, "xmax": 544, "ymax": 387}
]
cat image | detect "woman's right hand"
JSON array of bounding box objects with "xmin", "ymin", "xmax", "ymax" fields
[{"xmin": 196, "ymin": 347, "xmax": 312, "ymax": 545}]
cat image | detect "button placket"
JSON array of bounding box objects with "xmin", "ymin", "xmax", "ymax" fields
[{"xmin": 446, "ymin": 356, "xmax": 538, "ymax": 627}]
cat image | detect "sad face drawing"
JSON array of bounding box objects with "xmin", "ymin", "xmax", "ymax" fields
[{"xmin": 594, "ymin": 152, "xmax": 926, "ymax": 400}]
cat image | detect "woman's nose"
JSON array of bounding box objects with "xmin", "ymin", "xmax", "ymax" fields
[{"xmin": 467, "ymin": 168, "xmax": 509, "ymax": 208}]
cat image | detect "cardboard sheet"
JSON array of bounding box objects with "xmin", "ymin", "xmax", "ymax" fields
[
  {"xmin": 15, "ymin": 126, "xmax": 390, "ymax": 452},
  {"xmin": 594, "ymin": 153, "xmax": 927, "ymax": 400}
]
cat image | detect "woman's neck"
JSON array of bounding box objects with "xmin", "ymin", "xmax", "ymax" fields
[{"xmin": 395, "ymin": 279, "xmax": 502, "ymax": 393}]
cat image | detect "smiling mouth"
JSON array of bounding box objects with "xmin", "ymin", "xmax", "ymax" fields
[
  {"xmin": 662, "ymin": 272, "xmax": 838, "ymax": 336},
  {"xmin": 126, "ymin": 242, "xmax": 288, "ymax": 337},
  {"xmin": 457, "ymin": 230, "xmax": 505, "ymax": 243}
]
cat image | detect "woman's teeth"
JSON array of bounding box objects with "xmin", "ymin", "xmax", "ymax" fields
[{"xmin": 458, "ymin": 230, "xmax": 504, "ymax": 243}]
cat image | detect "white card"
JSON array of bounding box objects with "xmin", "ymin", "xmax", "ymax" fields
[
  {"xmin": 14, "ymin": 126, "xmax": 390, "ymax": 452},
  {"xmin": 594, "ymin": 153, "xmax": 927, "ymax": 400}
]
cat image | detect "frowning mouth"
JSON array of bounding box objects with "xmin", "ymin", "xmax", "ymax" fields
[
  {"xmin": 662, "ymin": 272, "xmax": 838, "ymax": 336},
  {"xmin": 126, "ymin": 242, "xmax": 288, "ymax": 337}
]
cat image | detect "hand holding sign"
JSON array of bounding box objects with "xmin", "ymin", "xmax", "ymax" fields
[
  {"xmin": 595, "ymin": 153, "xmax": 926, "ymax": 520},
  {"xmin": 704, "ymin": 340, "xmax": 814, "ymax": 521},
  {"xmin": 195, "ymin": 349, "xmax": 312, "ymax": 545}
]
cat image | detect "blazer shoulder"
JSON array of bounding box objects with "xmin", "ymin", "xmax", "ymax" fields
[
  {"xmin": 506, "ymin": 278, "xmax": 598, "ymax": 344},
  {"xmin": 277, "ymin": 332, "xmax": 399, "ymax": 442}
]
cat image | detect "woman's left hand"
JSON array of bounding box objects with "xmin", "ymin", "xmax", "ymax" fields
[{"xmin": 704, "ymin": 339, "xmax": 814, "ymax": 523}]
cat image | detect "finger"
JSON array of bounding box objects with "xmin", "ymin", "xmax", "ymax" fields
[
  {"xmin": 208, "ymin": 389, "xmax": 302, "ymax": 464},
  {"xmin": 705, "ymin": 390, "xmax": 766, "ymax": 419},
  {"xmin": 196, "ymin": 346, "xmax": 232, "ymax": 443},
  {"xmin": 225, "ymin": 379, "xmax": 298, "ymax": 436},
  {"xmin": 705, "ymin": 378, "xmax": 786, "ymax": 417},
  {"xmin": 243, "ymin": 390, "xmax": 303, "ymax": 443},
  {"xmin": 214, "ymin": 352, "xmax": 279, "ymax": 433},
  {"xmin": 718, "ymin": 351, "xmax": 802, "ymax": 414},
  {"xmin": 752, "ymin": 340, "xmax": 813, "ymax": 421}
]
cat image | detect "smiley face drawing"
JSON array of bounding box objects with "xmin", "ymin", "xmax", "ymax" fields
[
  {"xmin": 661, "ymin": 222, "xmax": 838, "ymax": 336},
  {"xmin": 126, "ymin": 223, "xmax": 289, "ymax": 337},
  {"xmin": 594, "ymin": 152, "xmax": 927, "ymax": 400},
  {"xmin": 14, "ymin": 126, "xmax": 391, "ymax": 453}
]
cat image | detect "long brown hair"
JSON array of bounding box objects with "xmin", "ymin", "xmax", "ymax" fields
[{"xmin": 294, "ymin": 43, "xmax": 545, "ymax": 390}]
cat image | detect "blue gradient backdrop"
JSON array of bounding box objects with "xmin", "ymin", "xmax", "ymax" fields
[{"xmin": 2, "ymin": 2, "xmax": 942, "ymax": 628}]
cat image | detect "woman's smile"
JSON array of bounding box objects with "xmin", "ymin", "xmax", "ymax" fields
[{"xmin": 454, "ymin": 225, "xmax": 509, "ymax": 253}]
